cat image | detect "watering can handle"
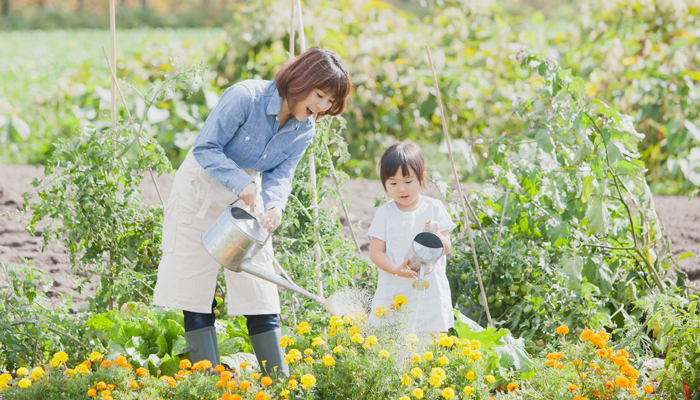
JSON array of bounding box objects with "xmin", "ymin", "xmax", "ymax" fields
[{"xmin": 231, "ymin": 197, "xmax": 274, "ymax": 247}]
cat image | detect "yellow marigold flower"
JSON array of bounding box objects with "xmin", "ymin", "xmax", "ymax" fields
[
  {"xmin": 423, "ymin": 351, "xmax": 433, "ymax": 361},
  {"xmin": 114, "ymin": 356, "xmax": 128, "ymax": 368},
  {"xmin": 441, "ymin": 387, "xmax": 455, "ymax": 399},
  {"xmin": 16, "ymin": 367, "xmax": 28, "ymax": 376},
  {"xmin": 18, "ymin": 378, "xmax": 32, "ymax": 388},
  {"xmin": 304, "ymin": 357, "xmax": 314, "ymax": 363},
  {"xmin": 406, "ymin": 334, "xmax": 419, "ymax": 344},
  {"xmin": 463, "ymin": 385, "xmax": 474, "ymax": 396},
  {"xmin": 30, "ymin": 366, "xmax": 44, "ymax": 381},
  {"xmin": 75, "ymin": 364, "xmax": 89, "ymax": 374},
  {"xmin": 304, "ymin": 348, "xmax": 313, "ymax": 355},
  {"xmin": 240, "ymin": 380, "xmax": 251, "ymax": 390},
  {"xmin": 412, "ymin": 388, "xmax": 424, "ymax": 399},
  {"xmin": 439, "ymin": 335, "xmax": 454, "ymax": 347},
  {"xmin": 280, "ymin": 390, "xmax": 289, "ymax": 397},
  {"xmin": 285, "ymin": 349, "xmax": 302, "ymax": 364},
  {"xmin": 411, "ymin": 353, "xmax": 422, "ymax": 364},
  {"xmin": 329, "ymin": 316, "xmax": 344, "ymax": 327},
  {"xmin": 50, "ymin": 351, "xmax": 68, "ymax": 367},
  {"xmin": 89, "ymin": 352, "xmax": 104, "ymax": 362},
  {"xmin": 322, "ymin": 354, "xmax": 336, "ymax": 367},
  {"xmin": 429, "ymin": 374, "xmax": 444, "ymax": 387},
  {"xmin": 616, "ymin": 376, "xmax": 630, "ymax": 388},
  {"xmin": 557, "ymin": 325, "xmax": 569, "ymax": 335},
  {"xmin": 469, "ymin": 340, "xmax": 481, "ymax": 349},
  {"xmin": 375, "ymin": 306, "xmax": 389, "ymax": 318},
  {"xmin": 399, "ymin": 396, "xmax": 410, "ymax": 400},
  {"xmin": 288, "ymin": 379, "xmax": 298, "ymax": 390},
  {"xmin": 300, "ymin": 374, "xmax": 316, "ymax": 388},
  {"xmin": 401, "ymin": 374, "xmax": 412, "ymax": 386},
  {"xmin": 569, "ymin": 383, "xmax": 579, "ymax": 392},
  {"xmin": 312, "ymin": 337, "xmax": 326, "ymax": 347},
  {"xmin": 279, "ymin": 336, "xmax": 294, "ymax": 348},
  {"xmin": 351, "ymin": 333, "xmax": 364, "ymax": 344},
  {"xmin": 411, "ymin": 367, "xmax": 423, "ymax": 378},
  {"xmin": 255, "ymin": 391, "xmax": 269, "ymax": 400},
  {"xmin": 363, "ymin": 335, "xmax": 379, "ymax": 348},
  {"xmin": 394, "ymin": 295, "xmax": 407, "ymax": 308},
  {"xmin": 466, "ymin": 370, "xmax": 475, "ymax": 380},
  {"xmin": 297, "ymin": 322, "xmax": 311, "ymax": 335},
  {"xmin": 87, "ymin": 388, "xmax": 97, "ymax": 397},
  {"xmin": 437, "ymin": 355, "xmax": 449, "ymax": 365},
  {"xmin": 471, "ymin": 351, "xmax": 482, "ymax": 361},
  {"xmin": 507, "ymin": 382, "xmax": 519, "ymax": 392},
  {"xmin": 129, "ymin": 380, "xmax": 138, "ymax": 388},
  {"xmin": 643, "ymin": 385, "xmax": 653, "ymax": 394},
  {"xmin": 485, "ymin": 374, "xmax": 495, "ymax": 383},
  {"xmin": 462, "ymin": 347, "xmax": 474, "ymax": 357},
  {"xmin": 334, "ymin": 345, "xmax": 344, "ymax": 354}
]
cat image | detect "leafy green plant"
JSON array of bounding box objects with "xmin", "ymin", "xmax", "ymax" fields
[{"xmin": 21, "ymin": 66, "xmax": 205, "ymax": 312}]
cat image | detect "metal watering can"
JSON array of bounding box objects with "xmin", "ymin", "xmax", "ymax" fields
[
  {"xmin": 201, "ymin": 204, "xmax": 341, "ymax": 315},
  {"xmin": 405, "ymin": 230, "xmax": 445, "ymax": 291}
]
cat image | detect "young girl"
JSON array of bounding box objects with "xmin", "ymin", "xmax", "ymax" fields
[{"xmin": 367, "ymin": 142, "xmax": 456, "ymax": 337}]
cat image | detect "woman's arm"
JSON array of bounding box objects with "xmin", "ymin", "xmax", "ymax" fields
[{"xmin": 369, "ymin": 237, "xmax": 417, "ymax": 279}]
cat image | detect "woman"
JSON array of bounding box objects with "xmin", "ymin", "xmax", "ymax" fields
[{"xmin": 153, "ymin": 47, "xmax": 352, "ymax": 376}]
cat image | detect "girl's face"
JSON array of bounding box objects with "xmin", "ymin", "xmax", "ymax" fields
[
  {"xmin": 385, "ymin": 167, "xmax": 423, "ymax": 210},
  {"xmin": 292, "ymin": 88, "xmax": 335, "ymax": 121}
]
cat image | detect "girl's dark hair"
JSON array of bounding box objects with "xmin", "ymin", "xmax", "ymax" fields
[
  {"xmin": 275, "ymin": 46, "xmax": 352, "ymax": 118},
  {"xmin": 379, "ymin": 142, "xmax": 426, "ymax": 190}
]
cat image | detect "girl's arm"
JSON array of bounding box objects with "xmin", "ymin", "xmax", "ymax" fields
[
  {"xmin": 424, "ymin": 220, "xmax": 451, "ymax": 254},
  {"xmin": 369, "ymin": 237, "xmax": 417, "ymax": 279}
]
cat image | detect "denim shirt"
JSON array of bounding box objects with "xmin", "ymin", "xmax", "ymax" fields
[{"xmin": 192, "ymin": 80, "xmax": 315, "ymax": 211}]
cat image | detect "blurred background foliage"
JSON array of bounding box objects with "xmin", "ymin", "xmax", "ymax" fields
[{"xmin": 0, "ymin": 0, "xmax": 699, "ymax": 194}]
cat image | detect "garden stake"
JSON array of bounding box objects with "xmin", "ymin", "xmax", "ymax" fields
[
  {"xmin": 289, "ymin": 0, "xmax": 295, "ymax": 56},
  {"xmin": 425, "ymin": 44, "xmax": 492, "ymax": 327},
  {"xmin": 109, "ymin": 0, "xmax": 116, "ymax": 127},
  {"xmin": 478, "ymin": 190, "xmax": 509, "ymax": 325},
  {"xmin": 101, "ymin": 47, "xmax": 165, "ymax": 206}
]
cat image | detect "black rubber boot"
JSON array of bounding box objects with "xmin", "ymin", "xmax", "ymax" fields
[
  {"xmin": 249, "ymin": 328, "xmax": 289, "ymax": 377},
  {"xmin": 184, "ymin": 326, "xmax": 220, "ymax": 368}
]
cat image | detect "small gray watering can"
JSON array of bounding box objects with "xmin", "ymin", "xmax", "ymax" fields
[
  {"xmin": 405, "ymin": 230, "xmax": 445, "ymax": 291},
  {"xmin": 201, "ymin": 204, "xmax": 341, "ymax": 315}
]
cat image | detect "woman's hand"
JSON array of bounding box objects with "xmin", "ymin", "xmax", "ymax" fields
[
  {"xmin": 238, "ymin": 182, "xmax": 257, "ymax": 213},
  {"xmin": 260, "ymin": 207, "xmax": 283, "ymax": 232},
  {"xmin": 394, "ymin": 259, "xmax": 418, "ymax": 279}
]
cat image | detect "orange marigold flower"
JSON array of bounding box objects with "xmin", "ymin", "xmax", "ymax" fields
[
  {"xmin": 100, "ymin": 360, "xmax": 112, "ymax": 368},
  {"xmin": 231, "ymin": 395, "xmax": 243, "ymax": 400},
  {"xmin": 214, "ymin": 365, "xmax": 226, "ymax": 373},
  {"xmin": 114, "ymin": 356, "xmax": 128, "ymax": 368},
  {"xmin": 617, "ymin": 349, "xmax": 630, "ymax": 358},
  {"xmin": 621, "ymin": 365, "xmax": 639, "ymax": 379},
  {"xmin": 555, "ymin": 362, "xmax": 564, "ymax": 369},
  {"xmin": 103, "ymin": 396, "xmax": 113, "ymax": 400},
  {"xmin": 136, "ymin": 367, "xmax": 148, "ymax": 378},
  {"xmin": 612, "ymin": 356, "xmax": 629, "ymax": 367},
  {"xmin": 179, "ymin": 359, "xmax": 192, "ymax": 370},
  {"xmin": 573, "ymin": 396, "xmax": 586, "ymax": 400},
  {"xmin": 220, "ymin": 371, "xmax": 234, "ymax": 382},
  {"xmin": 87, "ymin": 388, "xmax": 97, "ymax": 397},
  {"xmin": 240, "ymin": 380, "xmax": 251, "ymax": 390},
  {"xmin": 216, "ymin": 380, "xmax": 227, "ymax": 388},
  {"xmin": 597, "ymin": 331, "xmax": 610, "ymax": 341},
  {"xmin": 597, "ymin": 349, "xmax": 608, "ymax": 357},
  {"xmin": 160, "ymin": 376, "xmax": 177, "ymax": 387},
  {"xmin": 581, "ymin": 329, "xmax": 595, "ymax": 342},
  {"xmin": 240, "ymin": 362, "xmax": 249, "ymax": 370},
  {"xmin": 643, "ymin": 385, "xmax": 653, "ymax": 394},
  {"xmin": 615, "ymin": 376, "xmax": 630, "ymax": 388},
  {"xmin": 605, "ymin": 381, "xmax": 614, "ymax": 390},
  {"xmin": 128, "ymin": 380, "xmax": 138, "ymax": 388},
  {"xmin": 507, "ymin": 382, "xmax": 519, "ymax": 392},
  {"xmin": 261, "ymin": 376, "xmax": 272, "ymax": 386},
  {"xmin": 592, "ymin": 335, "xmax": 607, "ymax": 348},
  {"xmin": 255, "ymin": 391, "xmax": 269, "ymax": 400},
  {"xmin": 557, "ymin": 325, "xmax": 569, "ymax": 335},
  {"xmin": 629, "ymin": 387, "xmax": 640, "ymax": 396},
  {"xmin": 547, "ymin": 360, "xmax": 556, "ymax": 367},
  {"xmin": 96, "ymin": 382, "xmax": 107, "ymax": 390},
  {"xmin": 569, "ymin": 384, "xmax": 579, "ymax": 393}
]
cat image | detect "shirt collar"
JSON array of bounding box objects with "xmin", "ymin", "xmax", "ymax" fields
[{"xmin": 266, "ymin": 81, "xmax": 283, "ymax": 117}]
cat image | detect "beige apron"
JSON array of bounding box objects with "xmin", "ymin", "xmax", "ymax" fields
[{"xmin": 153, "ymin": 150, "xmax": 280, "ymax": 315}]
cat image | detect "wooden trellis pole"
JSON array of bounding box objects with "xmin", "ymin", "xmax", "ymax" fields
[{"xmin": 424, "ymin": 45, "xmax": 493, "ymax": 327}]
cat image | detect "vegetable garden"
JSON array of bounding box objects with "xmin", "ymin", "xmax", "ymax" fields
[{"xmin": 1, "ymin": 0, "xmax": 699, "ymax": 399}]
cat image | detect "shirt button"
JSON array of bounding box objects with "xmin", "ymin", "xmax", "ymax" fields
[
  {"xmin": 245, "ymin": 136, "xmax": 250, "ymax": 141},
  {"xmin": 263, "ymin": 154, "xmax": 267, "ymax": 158}
]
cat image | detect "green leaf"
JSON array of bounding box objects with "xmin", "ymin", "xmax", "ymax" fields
[
  {"xmin": 86, "ymin": 313, "xmax": 116, "ymax": 331},
  {"xmin": 156, "ymin": 334, "xmax": 169, "ymax": 357},
  {"xmin": 171, "ymin": 337, "xmax": 187, "ymax": 356},
  {"xmin": 560, "ymin": 254, "xmax": 583, "ymax": 289},
  {"xmin": 585, "ymin": 197, "xmax": 610, "ymax": 235},
  {"xmin": 492, "ymin": 334, "xmax": 532, "ymax": 373},
  {"xmin": 677, "ymin": 251, "xmax": 695, "ymax": 262}
]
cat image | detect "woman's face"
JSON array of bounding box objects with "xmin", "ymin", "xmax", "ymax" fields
[{"xmin": 292, "ymin": 88, "xmax": 335, "ymax": 121}]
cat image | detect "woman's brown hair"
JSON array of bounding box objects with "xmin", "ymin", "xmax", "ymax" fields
[
  {"xmin": 275, "ymin": 47, "xmax": 352, "ymax": 118},
  {"xmin": 379, "ymin": 142, "xmax": 426, "ymax": 191}
]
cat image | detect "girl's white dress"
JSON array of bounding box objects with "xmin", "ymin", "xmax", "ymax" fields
[{"xmin": 367, "ymin": 196, "xmax": 456, "ymax": 333}]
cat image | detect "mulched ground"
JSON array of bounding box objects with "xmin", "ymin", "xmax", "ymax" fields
[{"xmin": 1, "ymin": 164, "xmax": 698, "ymax": 307}]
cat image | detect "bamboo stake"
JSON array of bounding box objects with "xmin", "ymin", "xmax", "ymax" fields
[
  {"xmin": 109, "ymin": 0, "xmax": 117, "ymax": 127},
  {"xmin": 425, "ymin": 45, "xmax": 493, "ymax": 327},
  {"xmin": 101, "ymin": 47, "xmax": 165, "ymax": 206},
  {"xmin": 478, "ymin": 190, "xmax": 509, "ymax": 325},
  {"xmin": 296, "ymin": 0, "xmax": 306, "ymax": 52},
  {"xmin": 289, "ymin": 0, "xmax": 295, "ymax": 56}
]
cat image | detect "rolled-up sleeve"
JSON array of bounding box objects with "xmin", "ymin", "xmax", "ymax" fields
[
  {"xmin": 192, "ymin": 85, "xmax": 255, "ymax": 196},
  {"xmin": 261, "ymin": 132, "xmax": 315, "ymax": 212}
]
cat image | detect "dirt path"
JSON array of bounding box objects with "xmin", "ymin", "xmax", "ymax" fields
[{"xmin": 1, "ymin": 164, "xmax": 698, "ymax": 307}]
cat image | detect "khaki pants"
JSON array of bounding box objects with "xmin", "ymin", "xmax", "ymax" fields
[{"xmin": 153, "ymin": 150, "xmax": 280, "ymax": 315}]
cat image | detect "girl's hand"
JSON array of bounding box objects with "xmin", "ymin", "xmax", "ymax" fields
[
  {"xmin": 260, "ymin": 207, "xmax": 283, "ymax": 232},
  {"xmin": 424, "ymin": 219, "xmax": 439, "ymax": 233},
  {"xmin": 238, "ymin": 182, "xmax": 257, "ymax": 213},
  {"xmin": 394, "ymin": 259, "xmax": 418, "ymax": 279}
]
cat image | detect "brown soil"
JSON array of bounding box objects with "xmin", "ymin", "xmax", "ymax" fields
[{"xmin": 1, "ymin": 165, "xmax": 698, "ymax": 307}]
